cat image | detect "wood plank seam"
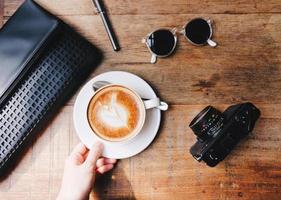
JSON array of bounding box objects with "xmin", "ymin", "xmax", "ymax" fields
[{"xmin": 0, "ymin": 0, "xmax": 3, "ymax": 27}]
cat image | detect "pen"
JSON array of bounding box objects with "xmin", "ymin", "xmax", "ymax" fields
[{"xmin": 92, "ymin": 0, "xmax": 120, "ymax": 51}]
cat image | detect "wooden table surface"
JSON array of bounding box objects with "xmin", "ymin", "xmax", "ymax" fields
[{"xmin": 1, "ymin": 0, "xmax": 281, "ymax": 199}]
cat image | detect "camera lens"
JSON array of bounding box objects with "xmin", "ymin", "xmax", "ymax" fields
[{"xmin": 189, "ymin": 106, "xmax": 224, "ymax": 141}]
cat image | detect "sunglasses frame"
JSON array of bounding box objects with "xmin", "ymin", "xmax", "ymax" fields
[
  {"xmin": 180, "ymin": 18, "xmax": 217, "ymax": 47},
  {"xmin": 142, "ymin": 28, "xmax": 177, "ymax": 64},
  {"xmin": 143, "ymin": 18, "xmax": 217, "ymax": 64}
]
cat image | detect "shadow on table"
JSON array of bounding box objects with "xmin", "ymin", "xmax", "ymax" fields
[
  {"xmin": 0, "ymin": 115, "xmax": 53, "ymax": 182},
  {"xmin": 93, "ymin": 161, "xmax": 136, "ymax": 200}
]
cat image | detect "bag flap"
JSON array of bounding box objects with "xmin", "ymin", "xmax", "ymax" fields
[{"xmin": 0, "ymin": 0, "xmax": 59, "ymax": 105}]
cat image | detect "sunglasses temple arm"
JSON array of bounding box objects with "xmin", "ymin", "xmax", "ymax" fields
[
  {"xmin": 171, "ymin": 28, "xmax": 177, "ymax": 34},
  {"xmin": 150, "ymin": 54, "xmax": 157, "ymax": 64},
  {"xmin": 207, "ymin": 39, "xmax": 217, "ymax": 47}
]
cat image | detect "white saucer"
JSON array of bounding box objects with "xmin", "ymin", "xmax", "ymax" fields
[{"xmin": 73, "ymin": 71, "xmax": 161, "ymax": 159}]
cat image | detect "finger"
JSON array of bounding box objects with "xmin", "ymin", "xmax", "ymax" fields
[
  {"xmin": 82, "ymin": 151, "xmax": 89, "ymax": 160},
  {"xmin": 70, "ymin": 143, "xmax": 88, "ymax": 156},
  {"xmin": 84, "ymin": 142, "xmax": 103, "ymax": 168},
  {"xmin": 96, "ymin": 164, "xmax": 114, "ymax": 174},
  {"xmin": 69, "ymin": 143, "xmax": 89, "ymax": 164},
  {"xmin": 96, "ymin": 158, "xmax": 117, "ymax": 168}
]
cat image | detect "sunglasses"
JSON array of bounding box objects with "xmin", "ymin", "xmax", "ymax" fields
[{"xmin": 142, "ymin": 18, "xmax": 217, "ymax": 63}]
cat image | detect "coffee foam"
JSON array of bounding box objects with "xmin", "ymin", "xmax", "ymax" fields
[
  {"xmin": 97, "ymin": 93, "xmax": 129, "ymax": 128},
  {"xmin": 87, "ymin": 86, "xmax": 143, "ymax": 141}
]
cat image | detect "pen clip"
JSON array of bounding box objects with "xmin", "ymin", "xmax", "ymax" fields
[{"xmin": 93, "ymin": 0, "xmax": 104, "ymax": 13}]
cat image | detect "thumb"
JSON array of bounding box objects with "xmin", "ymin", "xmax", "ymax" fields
[{"xmin": 84, "ymin": 142, "xmax": 103, "ymax": 169}]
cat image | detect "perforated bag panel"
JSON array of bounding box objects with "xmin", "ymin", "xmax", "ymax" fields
[{"xmin": 0, "ymin": 29, "xmax": 100, "ymax": 171}]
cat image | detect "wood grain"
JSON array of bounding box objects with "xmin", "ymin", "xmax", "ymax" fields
[
  {"xmin": 0, "ymin": 0, "xmax": 281, "ymax": 200},
  {"xmin": 0, "ymin": 0, "xmax": 3, "ymax": 27},
  {"xmin": 50, "ymin": 13, "xmax": 281, "ymax": 106},
  {"xmin": 4, "ymin": 0, "xmax": 281, "ymax": 16},
  {"xmin": 0, "ymin": 105, "xmax": 280, "ymax": 200}
]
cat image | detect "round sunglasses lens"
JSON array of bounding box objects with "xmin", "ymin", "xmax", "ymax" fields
[
  {"xmin": 147, "ymin": 30, "xmax": 176, "ymax": 56},
  {"xmin": 185, "ymin": 18, "xmax": 211, "ymax": 45}
]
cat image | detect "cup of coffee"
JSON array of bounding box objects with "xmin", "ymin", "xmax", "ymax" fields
[{"xmin": 87, "ymin": 84, "xmax": 167, "ymax": 142}]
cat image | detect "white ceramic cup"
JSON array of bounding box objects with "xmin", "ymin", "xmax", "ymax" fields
[{"xmin": 87, "ymin": 84, "xmax": 168, "ymax": 143}]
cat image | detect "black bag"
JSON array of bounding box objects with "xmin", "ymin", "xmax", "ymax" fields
[{"xmin": 0, "ymin": 0, "xmax": 102, "ymax": 174}]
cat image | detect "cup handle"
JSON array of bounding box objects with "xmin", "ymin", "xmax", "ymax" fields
[
  {"xmin": 207, "ymin": 39, "xmax": 217, "ymax": 47},
  {"xmin": 143, "ymin": 98, "xmax": 168, "ymax": 111},
  {"xmin": 157, "ymin": 101, "xmax": 169, "ymax": 111}
]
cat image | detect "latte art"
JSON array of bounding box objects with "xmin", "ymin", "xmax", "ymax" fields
[
  {"xmin": 87, "ymin": 86, "xmax": 143, "ymax": 141},
  {"xmin": 97, "ymin": 93, "xmax": 129, "ymax": 128}
]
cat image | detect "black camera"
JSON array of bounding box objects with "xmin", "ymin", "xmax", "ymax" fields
[{"xmin": 189, "ymin": 102, "xmax": 260, "ymax": 167}]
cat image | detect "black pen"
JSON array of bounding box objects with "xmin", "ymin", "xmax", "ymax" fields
[{"xmin": 92, "ymin": 0, "xmax": 120, "ymax": 51}]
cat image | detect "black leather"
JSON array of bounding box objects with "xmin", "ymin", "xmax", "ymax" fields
[
  {"xmin": 0, "ymin": 0, "xmax": 102, "ymax": 174},
  {"xmin": 0, "ymin": 0, "xmax": 59, "ymax": 105}
]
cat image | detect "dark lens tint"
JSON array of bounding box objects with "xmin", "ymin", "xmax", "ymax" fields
[
  {"xmin": 185, "ymin": 18, "xmax": 211, "ymax": 45},
  {"xmin": 147, "ymin": 30, "xmax": 176, "ymax": 56}
]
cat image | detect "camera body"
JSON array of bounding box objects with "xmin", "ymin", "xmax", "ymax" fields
[{"xmin": 189, "ymin": 102, "xmax": 260, "ymax": 167}]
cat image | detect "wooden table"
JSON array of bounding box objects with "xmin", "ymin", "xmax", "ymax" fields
[{"xmin": 1, "ymin": 0, "xmax": 281, "ymax": 199}]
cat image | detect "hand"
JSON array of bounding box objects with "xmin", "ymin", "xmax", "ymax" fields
[{"xmin": 57, "ymin": 142, "xmax": 117, "ymax": 200}]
